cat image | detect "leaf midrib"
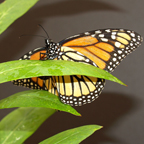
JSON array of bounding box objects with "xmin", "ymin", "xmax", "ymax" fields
[
  {"xmin": 0, "ymin": 63, "xmax": 39, "ymax": 75},
  {"xmin": 52, "ymin": 131, "xmax": 79, "ymax": 144},
  {"xmin": 0, "ymin": 0, "xmax": 21, "ymax": 21}
]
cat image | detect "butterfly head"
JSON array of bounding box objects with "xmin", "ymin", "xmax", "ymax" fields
[{"xmin": 44, "ymin": 38, "xmax": 61, "ymax": 60}]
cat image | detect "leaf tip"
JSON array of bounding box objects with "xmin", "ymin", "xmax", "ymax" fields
[
  {"xmin": 94, "ymin": 125, "xmax": 103, "ymax": 131},
  {"xmin": 76, "ymin": 112, "xmax": 81, "ymax": 117}
]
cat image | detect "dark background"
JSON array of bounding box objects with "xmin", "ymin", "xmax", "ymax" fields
[{"xmin": 0, "ymin": 0, "xmax": 144, "ymax": 143}]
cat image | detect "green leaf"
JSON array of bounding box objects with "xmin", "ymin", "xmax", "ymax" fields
[
  {"xmin": 0, "ymin": 60, "xmax": 125, "ymax": 85},
  {"xmin": 0, "ymin": 90, "xmax": 81, "ymax": 116},
  {"xmin": 39, "ymin": 125, "xmax": 102, "ymax": 144},
  {"xmin": 0, "ymin": 107, "xmax": 55, "ymax": 144},
  {"xmin": 0, "ymin": 0, "xmax": 38, "ymax": 34}
]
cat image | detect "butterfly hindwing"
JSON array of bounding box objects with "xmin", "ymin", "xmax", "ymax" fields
[
  {"xmin": 55, "ymin": 47, "xmax": 105, "ymax": 106},
  {"xmin": 53, "ymin": 75, "xmax": 105, "ymax": 106}
]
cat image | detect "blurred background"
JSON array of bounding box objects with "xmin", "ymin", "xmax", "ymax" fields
[{"xmin": 0, "ymin": 0, "xmax": 144, "ymax": 143}]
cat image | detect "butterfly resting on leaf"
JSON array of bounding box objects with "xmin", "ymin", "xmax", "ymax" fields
[{"xmin": 13, "ymin": 28, "xmax": 143, "ymax": 106}]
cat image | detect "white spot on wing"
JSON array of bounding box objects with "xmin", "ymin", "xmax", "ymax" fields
[
  {"xmin": 85, "ymin": 59, "xmax": 90, "ymax": 62},
  {"xmin": 101, "ymin": 38, "xmax": 108, "ymax": 42},
  {"xmin": 85, "ymin": 32, "xmax": 90, "ymax": 35},
  {"xmin": 112, "ymin": 32, "xmax": 117, "ymax": 35},
  {"xmin": 23, "ymin": 55, "xmax": 27, "ymax": 59},
  {"xmin": 113, "ymin": 58, "xmax": 117, "ymax": 61},
  {"xmin": 132, "ymin": 38, "xmax": 136, "ymax": 42},
  {"xmin": 105, "ymin": 29, "xmax": 111, "ymax": 32},
  {"xmin": 29, "ymin": 51, "xmax": 32, "ymax": 54},
  {"xmin": 109, "ymin": 62, "xmax": 112, "ymax": 65},
  {"xmin": 95, "ymin": 30, "xmax": 101, "ymax": 34},
  {"xmin": 91, "ymin": 34, "xmax": 95, "ymax": 37},
  {"xmin": 114, "ymin": 53, "xmax": 117, "ymax": 56},
  {"xmin": 118, "ymin": 50, "xmax": 122, "ymax": 54},
  {"xmin": 115, "ymin": 42, "xmax": 121, "ymax": 47},
  {"xmin": 99, "ymin": 34, "xmax": 104, "ymax": 37},
  {"xmin": 130, "ymin": 33, "xmax": 135, "ymax": 37},
  {"xmin": 118, "ymin": 56, "xmax": 121, "ymax": 60},
  {"xmin": 111, "ymin": 35, "xmax": 116, "ymax": 39},
  {"xmin": 66, "ymin": 34, "xmax": 80, "ymax": 40}
]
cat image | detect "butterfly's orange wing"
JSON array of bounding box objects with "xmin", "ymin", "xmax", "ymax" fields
[
  {"xmin": 59, "ymin": 29, "xmax": 142, "ymax": 72},
  {"xmin": 53, "ymin": 49, "xmax": 105, "ymax": 106},
  {"xmin": 13, "ymin": 28, "xmax": 143, "ymax": 106},
  {"xmin": 55, "ymin": 28, "xmax": 142, "ymax": 105}
]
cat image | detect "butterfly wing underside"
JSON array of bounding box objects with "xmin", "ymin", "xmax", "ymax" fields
[
  {"xmin": 13, "ymin": 28, "xmax": 142, "ymax": 106},
  {"xmin": 55, "ymin": 28, "xmax": 142, "ymax": 105},
  {"xmin": 59, "ymin": 28, "xmax": 143, "ymax": 72},
  {"xmin": 13, "ymin": 48, "xmax": 59, "ymax": 96},
  {"xmin": 53, "ymin": 48, "xmax": 105, "ymax": 106},
  {"xmin": 13, "ymin": 46, "xmax": 105, "ymax": 106}
]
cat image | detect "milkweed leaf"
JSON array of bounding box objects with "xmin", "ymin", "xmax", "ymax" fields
[
  {"xmin": 0, "ymin": 107, "xmax": 55, "ymax": 144},
  {"xmin": 0, "ymin": 0, "xmax": 38, "ymax": 34},
  {"xmin": 0, "ymin": 90, "xmax": 81, "ymax": 116},
  {"xmin": 0, "ymin": 60, "xmax": 126, "ymax": 85}
]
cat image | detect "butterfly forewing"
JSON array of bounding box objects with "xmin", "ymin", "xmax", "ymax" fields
[
  {"xmin": 13, "ymin": 47, "xmax": 58, "ymax": 96},
  {"xmin": 60, "ymin": 29, "xmax": 143, "ymax": 72}
]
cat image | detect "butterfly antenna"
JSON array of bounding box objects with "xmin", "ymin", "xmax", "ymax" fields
[{"xmin": 38, "ymin": 24, "xmax": 50, "ymax": 39}]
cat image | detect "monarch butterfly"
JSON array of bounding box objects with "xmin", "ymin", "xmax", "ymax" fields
[{"xmin": 13, "ymin": 28, "xmax": 143, "ymax": 106}]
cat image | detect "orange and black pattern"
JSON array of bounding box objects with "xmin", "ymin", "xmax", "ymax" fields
[{"xmin": 13, "ymin": 28, "xmax": 143, "ymax": 106}]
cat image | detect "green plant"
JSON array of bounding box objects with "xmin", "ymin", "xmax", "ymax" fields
[{"xmin": 0, "ymin": 1, "xmax": 125, "ymax": 143}]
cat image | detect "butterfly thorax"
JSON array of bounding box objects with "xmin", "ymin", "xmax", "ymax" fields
[{"xmin": 43, "ymin": 39, "xmax": 61, "ymax": 60}]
